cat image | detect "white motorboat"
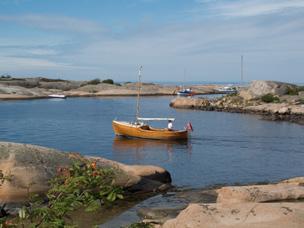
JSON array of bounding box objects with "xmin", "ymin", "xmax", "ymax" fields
[
  {"xmin": 48, "ymin": 94, "xmax": 66, "ymax": 99},
  {"xmin": 216, "ymin": 86, "xmax": 237, "ymax": 94}
]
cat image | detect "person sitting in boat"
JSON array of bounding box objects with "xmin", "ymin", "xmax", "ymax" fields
[{"xmin": 168, "ymin": 120, "xmax": 173, "ymax": 131}]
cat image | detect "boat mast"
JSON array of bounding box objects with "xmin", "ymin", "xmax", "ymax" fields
[
  {"xmin": 241, "ymin": 55, "xmax": 244, "ymax": 83},
  {"xmin": 136, "ymin": 66, "xmax": 142, "ymax": 121}
]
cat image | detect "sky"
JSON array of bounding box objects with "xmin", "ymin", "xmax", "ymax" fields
[{"xmin": 0, "ymin": 0, "xmax": 303, "ymax": 83}]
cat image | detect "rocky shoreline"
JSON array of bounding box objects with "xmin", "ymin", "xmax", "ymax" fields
[
  {"xmin": 156, "ymin": 177, "xmax": 304, "ymax": 228},
  {"xmin": 126, "ymin": 178, "xmax": 304, "ymax": 228},
  {"xmin": 170, "ymin": 97, "xmax": 304, "ymax": 124},
  {"xmin": 0, "ymin": 142, "xmax": 173, "ymax": 226},
  {"xmin": 0, "ymin": 142, "xmax": 172, "ymax": 203},
  {"xmin": 170, "ymin": 81, "xmax": 304, "ymax": 125},
  {"xmin": 0, "ymin": 77, "xmax": 218, "ymax": 100},
  {"xmin": 1, "ymin": 142, "xmax": 303, "ymax": 227}
]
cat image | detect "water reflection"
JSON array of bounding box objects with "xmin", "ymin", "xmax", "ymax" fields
[{"xmin": 112, "ymin": 137, "xmax": 192, "ymax": 161}]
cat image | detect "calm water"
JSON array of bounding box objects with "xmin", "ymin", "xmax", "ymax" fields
[{"xmin": 0, "ymin": 96, "xmax": 304, "ymax": 188}]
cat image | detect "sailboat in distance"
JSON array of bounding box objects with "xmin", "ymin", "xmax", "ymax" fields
[{"xmin": 112, "ymin": 66, "xmax": 190, "ymax": 140}]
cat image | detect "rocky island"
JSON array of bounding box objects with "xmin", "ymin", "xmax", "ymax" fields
[
  {"xmin": 170, "ymin": 80, "xmax": 304, "ymax": 125},
  {"xmin": 0, "ymin": 76, "xmax": 217, "ymax": 100}
]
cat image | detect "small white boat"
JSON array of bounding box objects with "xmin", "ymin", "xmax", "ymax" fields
[
  {"xmin": 216, "ymin": 86, "xmax": 237, "ymax": 94},
  {"xmin": 177, "ymin": 88, "xmax": 194, "ymax": 97},
  {"xmin": 48, "ymin": 94, "xmax": 66, "ymax": 99}
]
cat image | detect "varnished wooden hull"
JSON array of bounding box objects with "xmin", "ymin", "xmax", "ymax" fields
[{"xmin": 112, "ymin": 120, "xmax": 188, "ymax": 140}]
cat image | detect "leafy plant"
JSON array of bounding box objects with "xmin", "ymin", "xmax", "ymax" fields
[
  {"xmin": 0, "ymin": 170, "xmax": 13, "ymax": 228},
  {"xmin": 261, "ymin": 94, "xmax": 280, "ymax": 103},
  {"xmin": 17, "ymin": 161, "xmax": 123, "ymax": 227}
]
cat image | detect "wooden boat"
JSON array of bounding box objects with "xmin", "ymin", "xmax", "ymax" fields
[
  {"xmin": 112, "ymin": 119, "xmax": 188, "ymax": 140},
  {"xmin": 112, "ymin": 66, "xmax": 190, "ymax": 140}
]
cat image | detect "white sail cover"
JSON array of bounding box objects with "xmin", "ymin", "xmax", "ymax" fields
[{"xmin": 137, "ymin": 117, "xmax": 175, "ymax": 121}]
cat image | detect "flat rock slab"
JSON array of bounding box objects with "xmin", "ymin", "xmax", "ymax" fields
[{"xmin": 162, "ymin": 202, "xmax": 304, "ymax": 228}]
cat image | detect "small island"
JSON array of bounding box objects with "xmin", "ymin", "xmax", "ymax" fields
[
  {"xmin": 0, "ymin": 76, "xmax": 216, "ymax": 100},
  {"xmin": 170, "ymin": 80, "xmax": 304, "ymax": 125}
]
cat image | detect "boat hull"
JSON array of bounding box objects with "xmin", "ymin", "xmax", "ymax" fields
[{"xmin": 112, "ymin": 120, "xmax": 188, "ymax": 140}]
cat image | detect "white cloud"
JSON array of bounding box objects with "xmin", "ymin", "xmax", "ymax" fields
[
  {"xmin": 0, "ymin": 14, "xmax": 104, "ymax": 34},
  {"xmin": 0, "ymin": 56, "xmax": 60, "ymax": 70},
  {"xmin": 196, "ymin": 0, "xmax": 304, "ymax": 17},
  {"xmin": 0, "ymin": 3, "xmax": 304, "ymax": 82},
  {"xmin": 27, "ymin": 49, "xmax": 58, "ymax": 56}
]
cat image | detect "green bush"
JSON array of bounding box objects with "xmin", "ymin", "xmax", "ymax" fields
[
  {"xmin": 102, "ymin": 79, "xmax": 114, "ymax": 84},
  {"xmin": 15, "ymin": 161, "xmax": 123, "ymax": 227},
  {"xmin": 261, "ymin": 94, "xmax": 280, "ymax": 103},
  {"xmin": 88, "ymin": 78, "xmax": 101, "ymax": 85},
  {"xmin": 286, "ymin": 86, "xmax": 299, "ymax": 95},
  {"xmin": 297, "ymin": 86, "xmax": 304, "ymax": 92}
]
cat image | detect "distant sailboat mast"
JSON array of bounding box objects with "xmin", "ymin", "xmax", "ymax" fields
[
  {"xmin": 241, "ymin": 55, "xmax": 244, "ymax": 83},
  {"xmin": 136, "ymin": 66, "xmax": 142, "ymax": 120}
]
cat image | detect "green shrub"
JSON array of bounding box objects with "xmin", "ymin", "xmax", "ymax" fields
[
  {"xmin": 39, "ymin": 77, "xmax": 66, "ymax": 82},
  {"xmin": 102, "ymin": 79, "xmax": 114, "ymax": 84},
  {"xmin": 88, "ymin": 78, "xmax": 101, "ymax": 85},
  {"xmin": 16, "ymin": 161, "xmax": 123, "ymax": 227},
  {"xmin": 261, "ymin": 94, "xmax": 280, "ymax": 103},
  {"xmin": 286, "ymin": 86, "xmax": 299, "ymax": 95},
  {"xmin": 297, "ymin": 86, "xmax": 304, "ymax": 92}
]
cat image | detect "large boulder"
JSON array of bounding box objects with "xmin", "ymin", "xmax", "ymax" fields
[
  {"xmin": 0, "ymin": 142, "xmax": 171, "ymax": 202},
  {"xmin": 159, "ymin": 177, "xmax": 304, "ymax": 228},
  {"xmin": 239, "ymin": 80, "xmax": 297, "ymax": 100},
  {"xmin": 216, "ymin": 182, "xmax": 304, "ymax": 204},
  {"xmin": 161, "ymin": 202, "xmax": 304, "ymax": 228}
]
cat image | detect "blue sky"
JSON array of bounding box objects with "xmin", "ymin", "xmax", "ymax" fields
[{"xmin": 0, "ymin": 0, "xmax": 304, "ymax": 82}]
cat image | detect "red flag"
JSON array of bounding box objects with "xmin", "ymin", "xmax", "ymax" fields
[{"xmin": 186, "ymin": 122, "xmax": 193, "ymax": 132}]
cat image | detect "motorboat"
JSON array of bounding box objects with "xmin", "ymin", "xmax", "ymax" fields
[
  {"xmin": 216, "ymin": 86, "xmax": 237, "ymax": 94},
  {"xmin": 48, "ymin": 94, "xmax": 66, "ymax": 99},
  {"xmin": 177, "ymin": 88, "xmax": 194, "ymax": 97}
]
